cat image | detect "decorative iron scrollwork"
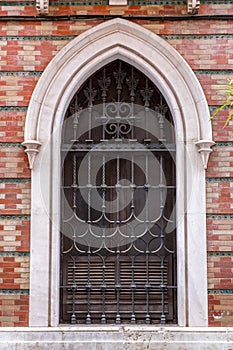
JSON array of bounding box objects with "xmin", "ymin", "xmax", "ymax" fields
[{"xmin": 60, "ymin": 60, "xmax": 177, "ymax": 325}]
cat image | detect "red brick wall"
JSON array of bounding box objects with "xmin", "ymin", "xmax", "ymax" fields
[{"xmin": 0, "ymin": 0, "xmax": 233, "ymax": 326}]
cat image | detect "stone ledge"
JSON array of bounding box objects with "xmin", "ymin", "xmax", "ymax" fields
[{"xmin": 0, "ymin": 326, "xmax": 233, "ymax": 349}]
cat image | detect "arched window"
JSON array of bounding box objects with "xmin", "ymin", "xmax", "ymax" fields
[
  {"xmin": 60, "ymin": 60, "xmax": 176, "ymax": 324},
  {"xmin": 23, "ymin": 19, "xmax": 214, "ymax": 327}
]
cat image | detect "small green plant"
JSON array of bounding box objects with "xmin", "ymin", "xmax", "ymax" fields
[{"xmin": 210, "ymin": 79, "xmax": 233, "ymax": 134}]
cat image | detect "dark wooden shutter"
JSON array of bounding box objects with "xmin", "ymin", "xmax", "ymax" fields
[{"xmin": 60, "ymin": 251, "xmax": 176, "ymax": 324}]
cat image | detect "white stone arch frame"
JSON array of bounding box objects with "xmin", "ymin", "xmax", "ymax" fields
[{"xmin": 23, "ymin": 18, "xmax": 214, "ymax": 327}]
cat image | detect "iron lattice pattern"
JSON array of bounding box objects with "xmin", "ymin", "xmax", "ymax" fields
[{"xmin": 60, "ymin": 60, "xmax": 177, "ymax": 324}]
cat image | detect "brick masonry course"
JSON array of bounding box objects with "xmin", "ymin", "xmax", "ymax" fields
[
  {"xmin": 207, "ymin": 217, "xmax": 233, "ymax": 252},
  {"xmin": 0, "ymin": 110, "xmax": 26, "ymax": 143},
  {"xmin": 1, "ymin": 3, "xmax": 233, "ymax": 17},
  {"xmin": 0, "ymin": 293, "xmax": 29, "ymax": 327},
  {"xmin": 0, "ymin": 217, "xmax": 30, "ymax": 252},
  {"xmin": 0, "ymin": 181, "xmax": 30, "ymax": 215},
  {"xmin": 0, "ymin": 145, "xmax": 30, "ymax": 178}
]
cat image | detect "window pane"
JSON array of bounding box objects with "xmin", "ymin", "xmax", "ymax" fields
[{"xmin": 60, "ymin": 60, "xmax": 177, "ymax": 324}]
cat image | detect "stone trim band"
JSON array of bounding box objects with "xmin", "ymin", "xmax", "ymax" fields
[{"xmin": 36, "ymin": 0, "xmax": 200, "ymax": 15}]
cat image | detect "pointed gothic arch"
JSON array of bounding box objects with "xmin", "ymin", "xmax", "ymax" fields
[{"xmin": 23, "ymin": 18, "xmax": 214, "ymax": 327}]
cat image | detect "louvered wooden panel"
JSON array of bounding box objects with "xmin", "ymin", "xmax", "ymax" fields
[{"xmin": 60, "ymin": 253, "xmax": 176, "ymax": 324}]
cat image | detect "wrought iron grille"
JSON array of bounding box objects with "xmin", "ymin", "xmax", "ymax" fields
[{"xmin": 60, "ymin": 60, "xmax": 177, "ymax": 324}]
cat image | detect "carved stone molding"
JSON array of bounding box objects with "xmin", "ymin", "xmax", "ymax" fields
[
  {"xmin": 187, "ymin": 0, "xmax": 200, "ymax": 14},
  {"xmin": 36, "ymin": 0, "xmax": 49, "ymax": 15},
  {"xmin": 195, "ymin": 140, "xmax": 215, "ymax": 169},
  {"xmin": 24, "ymin": 19, "xmax": 211, "ymax": 327},
  {"xmin": 22, "ymin": 140, "xmax": 42, "ymax": 170},
  {"xmin": 109, "ymin": 0, "xmax": 127, "ymax": 4}
]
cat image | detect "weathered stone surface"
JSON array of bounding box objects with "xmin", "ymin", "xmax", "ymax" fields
[{"xmin": 0, "ymin": 327, "xmax": 232, "ymax": 350}]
